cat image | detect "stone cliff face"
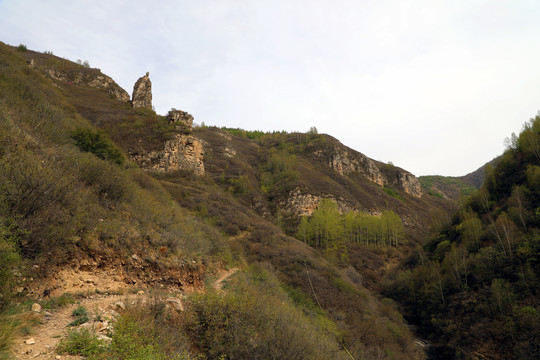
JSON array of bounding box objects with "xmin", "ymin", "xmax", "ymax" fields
[
  {"xmin": 388, "ymin": 171, "xmax": 423, "ymax": 198},
  {"xmin": 315, "ymin": 145, "xmax": 422, "ymax": 198},
  {"xmin": 315, "ymin": 146, "xmax": 384, "ymax": 186},
  {"xmin": 131, "ymin": 134, "xmax": 205, "ymax": 175},
  {"xmin": 132, "ymin": 72, "xmax": 152, "ymax": 109},
  {"xmin": 281, "ymin": 188, "xmax": 363, "ymax": 217}
]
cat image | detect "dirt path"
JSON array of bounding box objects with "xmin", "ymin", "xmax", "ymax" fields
[
  {"xmin": 212, "ymin": 268, "xmax": 240, "ymax": 291},
  {"xmin": 12, "ymin": 262, "xmax": 240, "ymax": 360},
  {"xmin": 12, "ymin": 292, "xmax": 147, "ymax": 360}
]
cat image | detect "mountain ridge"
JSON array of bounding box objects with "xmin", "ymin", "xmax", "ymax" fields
[{"xmin": 1, "ymin": 41, "xmax": 438, "ymax": 359}]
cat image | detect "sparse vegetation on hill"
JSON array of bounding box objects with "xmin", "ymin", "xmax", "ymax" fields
[{"xmin": 0, "ymin": 42, "xmax": 225, "ymax": 283}]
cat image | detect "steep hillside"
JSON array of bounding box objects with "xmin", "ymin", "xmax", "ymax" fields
[
  {"xmin": 419, "ymin": 175, "xmax": 476, "ymax": 200},
  {"xmin": 461, "ymin": 156, "xmax": 502, "ymax": 188},
  {"xmin": 387, "ymin": 117, "xmax": 540, "ymax": 359},
  {"xmin": 419, "ymin": 157, "xmax": 501, "ymax": 201},
  {"xmin": 0, "ymin": 42, "xmax": 454, "ymax": 359}
]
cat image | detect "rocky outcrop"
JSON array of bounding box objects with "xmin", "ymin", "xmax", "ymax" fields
[
  {"xmin": 88, "ymin": 75, "xmax": 130, "ymax": 102},
  {"xmin": 314, "ymin": 145, "xmax": 422, "ymax": 198},
  {"xmin": 132, "ymin": 72, "xmax": 152, "ymax": 109},
  {"xmin": 392, "ymin": 171, "xmax": 422, "ymax": 198},
  {"xmin": 315, "ymin": 146, "xmax": 384, "ymax": 186},
  {"xmin": 281, "ymin": 188, "xmax": 358, "ymax": 217},
  {"xmin": 166, "ymin": 109, "xmax": 193, "ymax": 132},
  {"xmin": 43, "ymin": 67, "xmax": 129, "ymax": 101},
  {"xmin": 132, "ymin": 134, "xmax": 204, "ymax": 175}
]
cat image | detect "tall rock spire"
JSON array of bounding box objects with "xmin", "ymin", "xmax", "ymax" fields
[{"xmin": 131, "ymin": 72, "xmax": 152, "ymax": 109}]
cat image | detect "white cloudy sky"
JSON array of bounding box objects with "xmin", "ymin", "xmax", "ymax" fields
[{"xmin": 1, "ymin": 0, "xmax": 540, "ymax": 176}]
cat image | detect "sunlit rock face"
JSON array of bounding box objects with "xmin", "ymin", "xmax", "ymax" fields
[
  {"xmin": 132, "ymin": 72, "xmax": 152, "ymax": 109},
  {"xmin": 314, "ymin": 146, "xmax": 384, "ymax": 186},
  {"xmin": 280, "ymin": 188, "xmax": 356, "ymax": 217},
  {"xmin": 131, "ymin": 134, "xmax": 205, "ymax": 176},
  {"xmin": 393, "ymin": 172, "xmax": 422, "ymax": 198},
  {"xmin": 314, "ymin": 145, "xmax": 422, "ymax": 198}
]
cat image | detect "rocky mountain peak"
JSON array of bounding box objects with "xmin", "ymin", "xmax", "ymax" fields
[{"xmin": 132, "ymin": 72, "xmax": 152, "ymax": 109}]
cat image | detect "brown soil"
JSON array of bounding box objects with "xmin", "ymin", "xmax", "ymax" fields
[
  {"xmin": 12, "ymin": 264, "xmax": 241, "ymax": 359},
  {"xmin": 12, "ymin": 293, "xmax": 143, "ymax": 360},
  {"xmin": 212, "ymin": 268, "xmax": 240, "ymax": 291},
  {"xmin": 26, "ymin": 256, "xmax": 206, "ymax": 299}
]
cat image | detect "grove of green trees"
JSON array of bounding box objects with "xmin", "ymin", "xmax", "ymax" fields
[{"xmin": 297, "ymin": 199, "xmax": 405, "ymax": 261}]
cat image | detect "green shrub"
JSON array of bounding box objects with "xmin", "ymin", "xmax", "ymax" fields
[
  {"xmin": 0, "ymin": 315, "xmax": 19, "ymax": 358},
  {"xmin": 428, "ymin": 190, "xmax": 444, "ymax": 198},
  {"xmin": 57, "ymin": 329, "xmax": 105, "ymax": 356},
  {"xmin": 103, "ymin": 302, "xmax": 191, "ymax": 360},
  {"xmin": 186, "ymin": 268, "xmax": 349, "ymax": 360},
  {"xmin": 0, "ymin": 216, "xmax": 21, "ymax": 309},
  {"xmin": 41, "ymin": 293, "xmax": 76, "ymax": 309},
  {"xmin": 68, "ymin": 314, "xmax": 89, "ymax": 327},
  {"xmin": 108, "ymin": 317, "xmax": 169, "ymax": 360},
  {"xmin": 17, "ymin": 44, "xmax": 27, "ymax": 52},
  {"xmin": 75, "ymin": 153, "xmax": 135, "ymax": 202},
  {"xmin": 383, "ymin": 187, "xmax": 403, "ymax": 201},
  {"xmin": 70, "ymin": 128, "xmax": 125, "ymax": 165},
  {"xmin": 72, "ymin": 306, "xmax": 87, "ymax": 317}
]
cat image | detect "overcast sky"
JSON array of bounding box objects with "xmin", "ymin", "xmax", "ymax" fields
[{"xmin": 1, "ymin": 0, "xmax": 540, "ymax": 176}]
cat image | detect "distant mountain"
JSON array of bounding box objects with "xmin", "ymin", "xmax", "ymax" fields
[
  {"xmin": 419, "ymin": 156, "xmax": 501, "ymax": 201},
  {"xmin": 461, "ymin": 156, "xmax": 502, "ymax": 188}
]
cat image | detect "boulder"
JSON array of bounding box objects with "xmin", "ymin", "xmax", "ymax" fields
[
  {"xmin": 166, "ymin": 297, "xmax": 184, "ymax": 312},
  {"xmin": 114, "ymin": 301, "xmax": 126, "ymax": 310},
  {"xmin": 31, "ymin": 303, "xmax": 41, "ymax": 313}
]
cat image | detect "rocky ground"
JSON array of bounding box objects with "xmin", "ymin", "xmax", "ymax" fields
[{"xmin": 12, "ymin": 267, "xmax": 239, "ymax": 359}]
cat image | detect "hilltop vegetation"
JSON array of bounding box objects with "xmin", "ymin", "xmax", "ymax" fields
[{"xmin": 387, "ymin": 115, "xmax": 540, "ymax": 359}]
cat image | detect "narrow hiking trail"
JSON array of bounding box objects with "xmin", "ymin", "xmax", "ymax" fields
[
  {"xmin": 12, "ymin": 266, "xmax": 242, "ymax": 359},
  {"xmin": 212, "ymin": 267, "xmax": 240, "ymax": 291},
  {"xmin": 12, "ymin": 293, "xmax": 144, "ymax": 360}
]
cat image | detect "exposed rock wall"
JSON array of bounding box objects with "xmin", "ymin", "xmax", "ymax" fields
[
  {"xmin": 281, "ymin": 188, "xmax": 357, "ymax": 217},
  {"xmin": 315, "ymin": 145, "xmax": 422, "ymax": 198},
  {"xmin": 132, "ymin": 134, "xmax": 204, "ymax": 175},
  {"xmin": 315, "ymin": 146, "xmax": 384, "ymax": 186},
  {"xmin": 166, "ymin": 109, "xmax": 194, "ymax": 132},
  {"xmin": 391, "ymin": 171, "xmax": 423, "ymax": 198},
  {"xmin": 132, "ymin": 72, "xmax": 152, "ymax": 109}
]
